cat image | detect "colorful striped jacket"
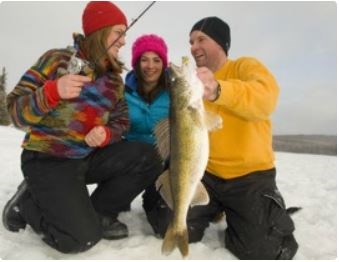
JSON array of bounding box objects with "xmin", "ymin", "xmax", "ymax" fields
[{"xmin": 7, "ymin": 45, "xmax": 129, "ymax": 159}]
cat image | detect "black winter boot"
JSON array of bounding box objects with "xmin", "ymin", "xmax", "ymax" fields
[
  {"xmin": 120, "ymin": 204, "xmax": 131, "ymax": 212},
  {"xmin": 2, "ymin": 180, "xmax": 28, "ymax": 232},
  {"xmin": 276, "ymin": 235, "xmax": 298, "ymax": 259},
  {"xmin": 101, "ymin": 215, "xmax": 128, "ymax": 240}
]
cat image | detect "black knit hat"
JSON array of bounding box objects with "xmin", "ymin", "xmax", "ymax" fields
[{"xmin": 190, "ymin": 16, "xmax": 231, "ymax": 55}]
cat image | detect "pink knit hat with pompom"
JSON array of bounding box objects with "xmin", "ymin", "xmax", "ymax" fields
[{"xmin": 131, "ymin": 34, "xmax": 168, "ymax": 69}]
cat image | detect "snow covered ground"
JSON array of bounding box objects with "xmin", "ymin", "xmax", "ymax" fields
[{"xmin": 0, "ymin": 126, "xmax": 336, "ymax": 260}]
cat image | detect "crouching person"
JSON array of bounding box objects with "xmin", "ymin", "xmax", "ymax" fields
[
  {"xmin": 2, "ymin": 1, "xmax": 163, "ymax": 253},
  {"xmin": 143, "ymin": 16, "xmax": 299, "ymax": 260}
]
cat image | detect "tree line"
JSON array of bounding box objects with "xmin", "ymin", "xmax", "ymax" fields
[{"xmin": 0, "ymin": 67, "xmax": 11, "ymax": 126}]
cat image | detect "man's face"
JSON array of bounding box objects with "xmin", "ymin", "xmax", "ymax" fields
[{"xmin": 189, "ymin": 31, "xmax": 222, "ymax": 68}]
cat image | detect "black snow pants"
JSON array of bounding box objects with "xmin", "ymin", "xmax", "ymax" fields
[
  {"xmin": 19, "ymin": 141, "xmax": 163, "ymax": 253},
  {"xmin": 143, "ymin": 168, "xmax": 298, "ymax": 260}
]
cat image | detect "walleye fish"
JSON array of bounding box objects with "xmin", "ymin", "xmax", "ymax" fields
[{"xmin": 155, "ymin": 57, "xmax": 222, "ymax": 258}]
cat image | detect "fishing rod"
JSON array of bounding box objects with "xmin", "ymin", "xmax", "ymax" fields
[{"xmin": 67, "ymin": 1, "xmax": 157, "ymax": 74}]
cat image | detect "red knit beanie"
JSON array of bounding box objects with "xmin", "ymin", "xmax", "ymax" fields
[
  {"xmin": 131, "ymin": 34, "xmax": 168, "ymax": 70},
  {"xmin": 82, "ymin": 1, "xmax": 127, "ymax": 37}
]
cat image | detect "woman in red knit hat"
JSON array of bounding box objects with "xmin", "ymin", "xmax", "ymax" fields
[{"xmin": 2, "ymin": 2, "xmax": 163, "ymax": 253}]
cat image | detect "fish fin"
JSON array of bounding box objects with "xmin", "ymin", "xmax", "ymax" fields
[
  {"xmin": 204, "ymin": 111, "xmax": 223, "ymax": 131},
  {"xmin": 176, "ymin": 228, "xmax": 189, "ymax": 258},
  {"xmin": 162, "ymin": 223, "xmax": 189, "ymax": 258},
  {"xmin": 155, "ymin": 169, "xmax": 173, "ymax": 210},
  {"xmin": 162, "ymin": 223, "xmax": 176, "ymax": 256},
  {"xmin": 176, "ymin": 229, "xmax": 189, "ymax": 258},
  {"xmin": 161, "ymin": 222, "xmax": 176, "ymax": 256},
  {"xmin": 191, "ymin": 181, "xmax": 210, "ymax": 207},
  {"xmin": 154, "ymin": 118, "xmax": 170, "ymax": 161}
]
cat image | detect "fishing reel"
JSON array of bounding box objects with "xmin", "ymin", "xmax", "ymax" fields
[{"xmin": 67, "ymin": 53, "xmax": 91, "ymax": 76}]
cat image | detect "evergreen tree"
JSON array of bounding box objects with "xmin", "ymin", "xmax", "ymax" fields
[{"xmin": 0, "ymin": 67, "xmax": 11, "ymax": 126}]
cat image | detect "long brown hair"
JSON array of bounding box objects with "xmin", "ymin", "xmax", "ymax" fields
[{"xmin": 81, "ymin": 26, "xmax": 124, "ymax": 88}]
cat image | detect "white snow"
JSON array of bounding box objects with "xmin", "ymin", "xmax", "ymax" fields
[{"xmin": 0, "ymin": 126, "xmax": 336, "ymax": 260}]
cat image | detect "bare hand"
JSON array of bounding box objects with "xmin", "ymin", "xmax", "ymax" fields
[
  {"xmin": 57, "ymin": 74, "xmax": 91, "ymax": 99},
  {"xmin": 196, "ymin": 67, "xmax": 219, "ymax": 101},
  {"xmin": 85, "ymin": 126, "xmax": 107, "ymax": 147}
]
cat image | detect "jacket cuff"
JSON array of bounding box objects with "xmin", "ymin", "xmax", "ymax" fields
[
  {"xmin": 99, "ymin": 126, "xmax": 112, "ymax": 147},
  {"xmin": 43, "ymin": 80, "xmax": 60, "ymax": 108}
]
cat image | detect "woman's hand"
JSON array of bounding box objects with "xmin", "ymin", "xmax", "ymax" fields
[
  {"xmin": 85, "ymin": 126, "xmax": 107, "ymax": 147},
  {"xmin": 57, "ymin": 74, "xmax": 91, "ymax": 99}
]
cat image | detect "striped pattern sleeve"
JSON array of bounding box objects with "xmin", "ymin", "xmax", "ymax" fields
[{"xmin": 7, "ymin": 49, "xmax": 68, "ymax": 128}]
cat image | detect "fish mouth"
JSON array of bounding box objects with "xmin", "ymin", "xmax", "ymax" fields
[{"xmin": 169, "ymin": 62, "xmax": 181, "ymax": 78}]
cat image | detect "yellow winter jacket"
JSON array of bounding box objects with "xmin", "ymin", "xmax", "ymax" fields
[{"xmin": 204, "ymin": 57, "xmax": 279, "ymax": 179}]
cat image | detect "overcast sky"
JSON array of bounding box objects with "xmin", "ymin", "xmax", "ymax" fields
[{"xmin": 0, "ymin": 1, "xmax": 336, "ymax": 135}]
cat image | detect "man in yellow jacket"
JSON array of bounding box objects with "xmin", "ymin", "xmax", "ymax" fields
[
  {"xmin": 188, "ymin": 16, "xmax": 298, "ymax": 259},
  {"xmin": 143, "ymin": 17, "xmax": 298, "ymax": 259}
]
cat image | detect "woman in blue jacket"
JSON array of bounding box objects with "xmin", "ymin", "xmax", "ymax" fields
[
  {"xmin": 124, "ymin": 34, "xmax": 170, "ymax": 224},
  {"xmin": 124, "ymin": 34, "xmax": 170, "ymax": 145}
]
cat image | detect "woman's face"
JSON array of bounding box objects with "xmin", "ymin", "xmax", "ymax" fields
[
  {"xmin": 106, "ymin": 24, "xmax": 127, "ymax": 59},
  {"xmin": 139, "ymin": 51, "xmax": 164, "ymax": 85}
]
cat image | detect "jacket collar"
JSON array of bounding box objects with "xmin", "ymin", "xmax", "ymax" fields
[{"xmin": 125, "ymin": 70, "xmax": 138, "ymax": 93}]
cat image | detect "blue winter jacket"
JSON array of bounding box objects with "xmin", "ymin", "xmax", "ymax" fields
[{"xmin": 124, "ymin": 71, "xmax": 170, "ymax": 145}]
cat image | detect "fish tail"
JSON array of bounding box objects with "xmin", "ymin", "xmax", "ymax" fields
[
  {"xmin": 176, "ymin": 228, "xmax": 189, "ymax": 258},
  {"xmin": 162, "ymin": 223, "xmax": 176, "ymax": 255},
  {"xmin": 162, "ymin": 223, "xmax": 189, "ymax": 258}
]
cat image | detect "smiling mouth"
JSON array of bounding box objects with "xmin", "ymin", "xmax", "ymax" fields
[
  {"xmin": 144, "ymin": 72, "xmax": 157, "ymax": 77},
  {"xmin": 195, "ymin": 54, "xmax": 204, "ymax": 60}
]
